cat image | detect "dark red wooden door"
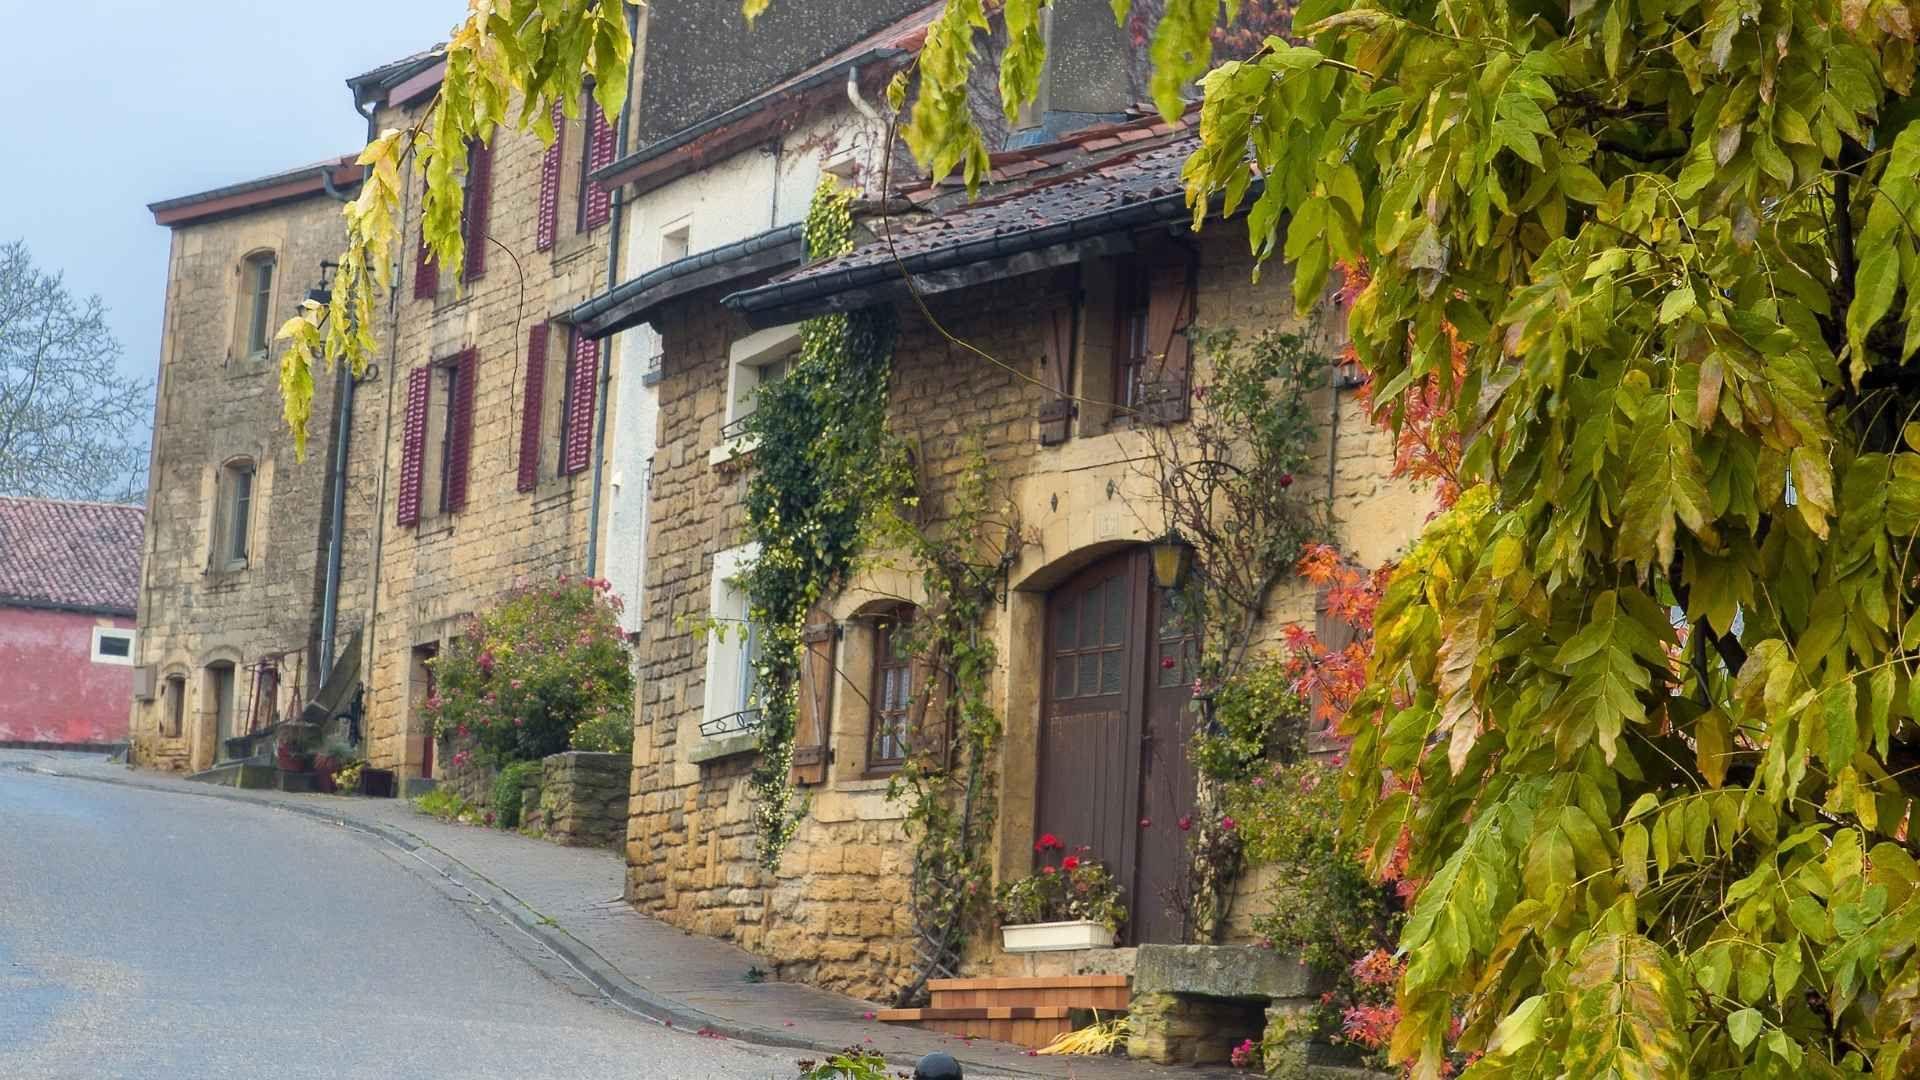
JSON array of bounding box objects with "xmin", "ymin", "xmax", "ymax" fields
[
  {"xmin": 1135, "ymin": 585, "xmax": 1199, "ymax": 944},
  {"xmin": 1037, "ymin": 549, "xmax": 1199, "ymax": 945}
]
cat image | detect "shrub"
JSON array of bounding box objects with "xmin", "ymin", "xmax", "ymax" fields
[
  {"xmin": 994, "ymin": 834, "xmax": 1128, "ymax": 933},
  {"xmin": 413, "ymin": 786, "xmax": 474, "ymax": 824},
  {"xmin": 424, "ymin": 577, "xmax": 633, "ymax": 766},
  {"xmin": 1191, "ymin": 654, "xmax": 1303, "ymax": 782},
  {"xmin": 491, "ymin": 760, "xmax": 542, "ymax": 830}
]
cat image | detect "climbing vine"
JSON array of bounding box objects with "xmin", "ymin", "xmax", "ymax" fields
[
  {"xmin": 868, "ymin": 448, "xmax": 1024, "ymax": 1006},
  {"xmin": 739, "ymin": 178, "xmax": 901, "ymax": 868}
]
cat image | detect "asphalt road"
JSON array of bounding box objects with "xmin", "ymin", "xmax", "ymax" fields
[{"xmin": 0, "ymin": 765, "xmax": 815, "ymax": 1080}]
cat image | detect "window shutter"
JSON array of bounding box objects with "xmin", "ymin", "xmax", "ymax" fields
[
  {"xmin": 581, "ymin": 95, "xmax": 616, "ymax": 230},
  {"xmin": 536, "ymin": 103, "xmax": 565, "ymax": 252},
  {"xmin": 791, "ymin": 613, "xmax": 835, "ymax": 786},
  {"xmin": 462, "ymin": 139, "xmax": 494, "ymax": 283},
  {"xmin": 445, "ymin": 349, "xmax": 478, "ymax": 512},
  {"xmin": 561, "ymin": 331, "xmax": 599, "ymax": 475},
  {"xmin": 413, "ymin": 235, "xmax": 437, "ymax": 301},
  {"xmin": 397, "ymin": 367, "xmax": 430, "ymax": 526},
  {"xmin": 518, "ymin": 326, "xmax": 549, "ymax": 492},
  {"xmin": 1141, "ymin": 262, "xmax": 1193, "ymax": 424}
]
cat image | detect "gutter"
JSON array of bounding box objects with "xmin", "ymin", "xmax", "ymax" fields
[
  {"xmin": 584, "ymin": 0, "xmax": 642, "ymax": 580},
  {"xmin": 721, "ymin": 187, "xmax": 1205, "ymax": 315},
  {"xmin": 567, "ymin": 222, "xmax": 806, "ymax": 338}
]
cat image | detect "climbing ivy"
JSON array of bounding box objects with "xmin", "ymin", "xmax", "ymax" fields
[{"xmin": 739, "ymin": 179, "xmax": 900, "ymax": 869}]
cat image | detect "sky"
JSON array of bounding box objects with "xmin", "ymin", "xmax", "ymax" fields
[{"xmin": 0, "ymin": 1, "xmax": 458, "ymax": 405}]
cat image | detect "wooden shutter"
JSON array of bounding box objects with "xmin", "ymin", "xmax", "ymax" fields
[
  {"xmin": 445, "ymin": 349, "xmax": 478, "ymax": 512},
  {"xmin": 518, "ymin": 326, "xmax": 549, "ymax": 492},
  {"xmin": 791, "ymin": 612, "xmax": 836, "ymax": 786},
  {"xmin": 1141, "ymin": 262, "xmax": 1193, "ymax": 424},
  {"xmin": 581, "ymin": 94, "xmax": 616, "ymax": 230},
  {"xmin": 397, "ymin": 367, "xmax": 430, "ymax": 526},
  {"xmin": 536, "ymin": 103, "xmax": 565, "ymax": 252},
  {"xmin": 562, "ymin": 331, "xmax": 599, "ymax": 475},
  {"xmin": 413, "ymin": 234, "xmax": 437, "ymax": 301},
  {"xmin": 462, "ymin": 139, "xmax": 494, "ymax": 283}
]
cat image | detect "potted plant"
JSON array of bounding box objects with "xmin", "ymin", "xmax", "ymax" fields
[{"xmin": 995, "ymin": 834, "xmax": 1127, "ymax": 952}]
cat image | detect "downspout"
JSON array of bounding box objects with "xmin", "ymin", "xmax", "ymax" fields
[
  {"xmin": 846, "ymin": 65, "xmax": 882, "ymax": 198},
  {"xmin": 584, "ymin": 0, "xmax": 641, "ymax": 578},
  {"xmin": 317, "ymin": 160, "xmax": 357, "ymax": 678},
  {"xmin": 359, "ymin": 89, "xmax": 409, "ymax": 717}
]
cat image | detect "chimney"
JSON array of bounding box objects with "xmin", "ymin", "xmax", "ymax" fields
[{"xmin": 1007, "ymin": 3, "xmax": 1139, "ymax": 148}]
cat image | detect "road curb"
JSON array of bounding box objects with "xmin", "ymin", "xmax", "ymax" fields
[{"xmin": 5, "ymin": 762, "xmax": 1066, "ymax": 1077}]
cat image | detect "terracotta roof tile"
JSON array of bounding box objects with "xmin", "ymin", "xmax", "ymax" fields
[{"xmin": 0, "ymin": 498, "xmax": 144, "ymax": 614}]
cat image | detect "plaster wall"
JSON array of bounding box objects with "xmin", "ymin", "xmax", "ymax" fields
[{"xmin": 0, "ymin": 608, "xmax": 136, "ymax": 746}]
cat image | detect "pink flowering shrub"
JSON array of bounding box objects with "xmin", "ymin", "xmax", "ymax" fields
[{"xmin": 423, "ymin": 577, "xmax": 633, "ymax": 765}]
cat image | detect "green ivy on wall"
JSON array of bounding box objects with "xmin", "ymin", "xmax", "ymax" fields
[{"xmin": 740, "ymin": 178, "xmax": 902, "ymax": 868}]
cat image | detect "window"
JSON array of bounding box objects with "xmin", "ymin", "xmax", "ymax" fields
[
  {"xmin": 699, "ymin": 544, "xmax": 763, "ymax": 740},
  {"xmin": 1109, "ymin": 258, "xmax": 1192, "ymax": 425},
  {"xmin": 218, "ymin": 460, "xmax": 255, "ymax": 568},
  {"xmin": 242, "ymin": 253, "xmax": 275, "ymax": 357},
  {"xmin": 437, "ymin": 362, "xmax": 463, "ymax": 513},
  {"xmin": 91, "ymin": 627, "xmax": 135, "ymax": 666},
  {"xmin": 1115, "ymin": 268, "xmax": 1151, "ymax": 413},
  {"xmin": 399, "ymin": 351, "xmax": 476, "ymax": 525},
  {"xmin": 716, "ymin": 324, "xmax": 801, "ymax": 456},
  {"xmin": 164, "ymin": 675, "xmax": 186, "ymax": 738},
  {"xmin": 868, "ymin": 608, "xmax": 916, "ymax": 773},
  {"xmin": 556, "ymin": 328, "xmax": 582, "ymax": 473},
  {"xmin": 577, "ymin": 82, "xmax": 616, "ymax": 232},
  {"xmin": 660, "ymin": 220, "xmax": 691, "ymax": 265}
]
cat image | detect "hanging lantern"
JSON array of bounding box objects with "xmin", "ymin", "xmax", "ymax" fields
[{"xmin": 1149, "ymin": 529, "xmax": 1196, "ymax": 591}]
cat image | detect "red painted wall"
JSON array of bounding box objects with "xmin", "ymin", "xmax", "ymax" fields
[{"xmin": 0, "ymin": 606, "xmax": 134, "ymax": 746}]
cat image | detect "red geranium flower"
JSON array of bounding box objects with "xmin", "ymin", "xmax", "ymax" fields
[
  {"xmin": 1035, "ymin": 833, "xmax": 1062, "ymax": 851},
  {"xmin": 1062, "ymin": 855, "xmax": 1082, "ymax": 870},
  {"xmin": 1041, "ymin": 865, "xmax": 1057, "ymax": 876}
]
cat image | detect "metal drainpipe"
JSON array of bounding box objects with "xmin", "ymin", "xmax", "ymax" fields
[
  {"xmin": 358, "ymin": 90, "xmax": 407, "ymax": 717},
  {"xmin": 316, "ymin": 162, "xmax": 356, "ymax": 678},
  {"xmin": 584, "ymin": 0, "xmax": 641, "ymax": 578}
]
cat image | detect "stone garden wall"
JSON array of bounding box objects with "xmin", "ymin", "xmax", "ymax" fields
[{"xmin": 522, "ymin": 751, "xmax": 629, "ymax": 848}]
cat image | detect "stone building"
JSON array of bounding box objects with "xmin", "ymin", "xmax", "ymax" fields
[
  {"xmin": 570, "ymin": 8, "xmax": 1433, "ymax": 1008},
  {"xmin": 132, "ymin": 157, "xmax": 376, "ymax": 773},
  {"xmin": 343, "ymin": 46, "xmax": 634, "ymax": 781}
]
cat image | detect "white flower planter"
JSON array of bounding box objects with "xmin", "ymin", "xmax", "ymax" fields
[{"xmin": 1001, "ymin": 919, "xmax": 1116, "ymax": 953}]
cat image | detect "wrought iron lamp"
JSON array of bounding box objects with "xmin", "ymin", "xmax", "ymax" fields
[{"xmin": 1148, "ymin": 529, "xmax": 1196, "ymax": 591}]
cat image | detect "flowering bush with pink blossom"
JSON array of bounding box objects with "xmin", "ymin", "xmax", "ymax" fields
[{"xmin": 423, "ymin": 577, "xmax": 633, "ymax": 766}]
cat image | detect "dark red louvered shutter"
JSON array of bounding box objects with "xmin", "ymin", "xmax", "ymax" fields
[
  {"xmin": 518, "ymin": 326, "xmax": 549, "ymax": 492},
  {"xmin": 445, "ymin": 349, "xmax": 478, "ymax": 512},
  {"xmin": 581, "ymin": 95, "xmax": 615, "ymax": 230},
  {"xmin": 536, "ymin": 103, "xmax": 564, "ymax": 252},
  {"xmin": 397, "ymin": 367, "xmax": 430, "ymax": 526},
  {"xmin": 462, "ymin": 139, "xmax": 493, "ymax": 283},
  {"xmin": 562, "ymin": 331, "xmax": 599, "ymax": 475},
  {"xmin": 1141, "ymin": 262, "xmax": 1193, "ymax": 424},
  {"xmin": 413, "ymin": 234, "xmax": 438, "ymax": 301}
]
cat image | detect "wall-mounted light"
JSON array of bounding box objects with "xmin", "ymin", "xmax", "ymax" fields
[{"xmin": 1149, "ymin": 529, "xmax": 1196, "ymax": 591}]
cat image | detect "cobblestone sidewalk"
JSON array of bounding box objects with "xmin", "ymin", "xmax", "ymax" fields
[{"xmin": 0, "ymin": 750, "xmax": 1250, "ymax": 1080}]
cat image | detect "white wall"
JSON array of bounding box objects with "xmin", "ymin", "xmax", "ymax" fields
[{"xmin": 602, "ymin": 103, "xmax": 879, "ymax": 636}]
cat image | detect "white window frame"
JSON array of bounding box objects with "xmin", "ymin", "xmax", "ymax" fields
[
  {"xmin": 92, "ymin": 626, "xmax": 136, "ymax": 666},
  {"xmin": 700, "ymin": 543, "xmax": 762, "ymax": 742},
  {"xmin": 658, "ymin": 216, "xmax": 692, "ymax": 266},
  {"xmin": 711, "ymin": 323, "xmax": 802, "ymax": 465}
]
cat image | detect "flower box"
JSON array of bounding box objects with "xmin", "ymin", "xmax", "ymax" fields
[{"xmin": 1001, "ymin": 919, "xmax": 1116, "ymax": 953}]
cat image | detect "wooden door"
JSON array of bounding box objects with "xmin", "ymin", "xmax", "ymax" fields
[
  {"xmin": 1037, "ymin": 551, "xmax": 1146, "ymax": 915},
  {"xmin": 1134, "ymin": 585, "xmax": 1199, "ymax": 944}
]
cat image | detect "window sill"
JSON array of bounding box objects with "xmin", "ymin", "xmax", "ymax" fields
[
  {"xmin": 709, "ymin": 434, "xmax": 760, "ymax": 468},
  {"xmin": 689, "ymin": 730, "xmax": 759, "ymax": 765},
  {"xmin": 532, "ymin": 476, "xmax": 576, "ymax": 509},
  {"xmin": 842, "ymin": 775, "xmax": 898, "ymax": 792},
  {"xmin": 552, "ymin": 232, "xmax": 596, "ymax": 266}
]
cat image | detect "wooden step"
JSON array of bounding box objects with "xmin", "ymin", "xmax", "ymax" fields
[
  {"xmin": 876, "ymin": 1006, "xmax": 1074, "ymax": 1049},
  {"xmin": 928, "ymin": 974, "xmax": 1131, "ymax": 1012}
]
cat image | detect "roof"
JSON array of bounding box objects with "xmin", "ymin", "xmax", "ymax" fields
[
  {"xmin": 346, "ymin": 45, "xmax": 446, "ymax": 93},
  {"xmin": 0, "ymin": 498, "xmax": 144, "ymax": 616},
  {"xmin": 596, "ymin": 2, "xmax": 940, "ymax": 197},
  {"xmin": 725, "ymin": 113, "xmax": 1200, "ymax": 319},
  {"xmin": 149, "ymin": 155, "xmax": 363, "ymax": 228},
  {"xmin": 569, "ymin": 223, "xmax": 807, "ymax": 338}
]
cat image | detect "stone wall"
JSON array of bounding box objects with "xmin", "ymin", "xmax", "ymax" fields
[
  {"xmin": 131, "ymin": 189, "xmax": 378, "ymax": 773},
  {"xmin": 354, "ymin": 85, "xmax": 613, "ymax": 781},
  {"xmin": 522, "ymin": 751, "xmax": 630, "ymax": 847},
  {"xmin": 626, "ymin": 227, "xmax": 1434, "ymax": 1002}
]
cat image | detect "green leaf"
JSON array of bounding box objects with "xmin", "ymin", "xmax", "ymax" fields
[{"xmin": 1727, "ymin": 1007, "xmax": 1763, "ymax": 1050}]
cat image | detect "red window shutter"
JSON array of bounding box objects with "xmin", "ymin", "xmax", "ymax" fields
[
  {"xmin": 536, "ymin": 104, "xmax": 564, "ymax": 252},
  {"xmin": 581, "ymin": 95, "xmax": 616, "ymax": 230},
  {"xmin": 413, "ymin": 234, "xmax": 437, "ymax": 301},
  {"xmin": 562, "ymin": 331, "xmax": 599, "ymax": 475},
  {"xmin": 397, "ymin": 367, "xmax": 430, "ymax": 526},
  {"xmin": 445, "ymin": 349, "xmax": 478, "ymax": 512},
  {"xmin": 518, "ymin": 326, "xmax": 549, "ymax": 492},
  {"xmin": 1142, "ymin": 262, "xmax": 1194, "ymax": 424},
  {"xmin": 462, "ymin": 139, "xmax": 494, "ymax": 283}
]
